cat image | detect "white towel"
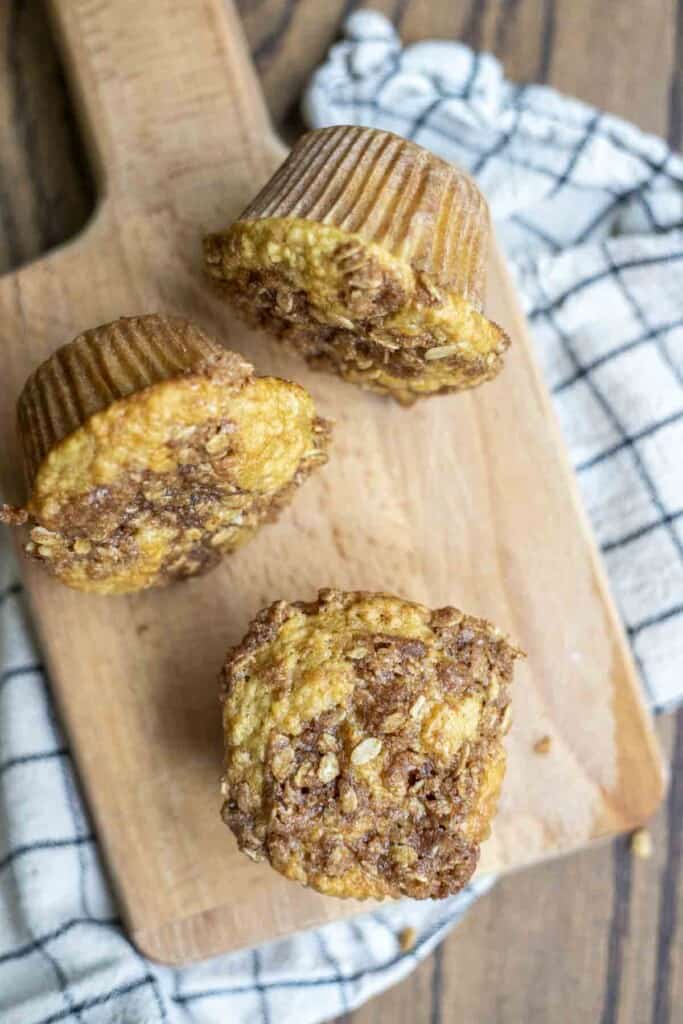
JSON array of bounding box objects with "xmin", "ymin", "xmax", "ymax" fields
[{"xmin": 1, "ymin": 10, "xmax": 681, "ymax": 1022}]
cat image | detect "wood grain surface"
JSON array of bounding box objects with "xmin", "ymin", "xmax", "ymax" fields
[{"xmin": 0, "ymin": 0, "xmax": 680, "ymax": 1020}]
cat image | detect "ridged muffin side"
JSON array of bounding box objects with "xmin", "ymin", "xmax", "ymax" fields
[
  {"xmin": 1, "ymin": 315, "xmax": 331, "ymax": 594},
  {"xmin": 18, "ymin": 315, "xmax": 240, "ymax": 490},
  {"xmin": 205, "ymin": 126, "xmax": 509, "ymax": 405}
]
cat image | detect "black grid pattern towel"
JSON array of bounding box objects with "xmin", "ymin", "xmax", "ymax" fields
[{"xmin": 1, "ymin": 10, "xmax": 681, "ymax": 1023}]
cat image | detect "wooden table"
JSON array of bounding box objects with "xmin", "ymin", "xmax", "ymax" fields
[{"xmin": 0, "ymin": 1, "xmax": 680, "ymax": 1021}]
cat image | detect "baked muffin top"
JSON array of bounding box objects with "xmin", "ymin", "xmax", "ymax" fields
[
  {"xmin": 221, "ymin": 588, "xmax": 522, "ymax": 899},
  {"xmin": 205, "ymin": 126, "xmax": 510, "ymax": 405},
  {"xmin": 2, "ymin": 315, "xmax": 330, "ymax": 593}
]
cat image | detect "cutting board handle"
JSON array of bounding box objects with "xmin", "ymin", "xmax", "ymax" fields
[{"xmin": 48, "ymin": 0, "xmax": 281, "ymax": 210}]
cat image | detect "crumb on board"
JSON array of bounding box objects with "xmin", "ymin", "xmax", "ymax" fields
[
  {"xmin": 630, "ymin": 827, "xmax": 653, "ymax": 860},
  {"xmin": 398, "ymin": 926, "xmax": 417, "ymax": 953},
  {"xmin": 533, "ymin": 735, "xmax": 552, "ymax": 755}
]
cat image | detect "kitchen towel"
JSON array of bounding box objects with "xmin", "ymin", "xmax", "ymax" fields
[{"xmin": 1, "ymin": 9, "xmax": 681, "ymax": 1023}]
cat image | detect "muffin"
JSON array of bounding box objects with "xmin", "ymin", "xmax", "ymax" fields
[
  {"xmin": 0, "ymin": 315, "xmax": 330, "ymax": 594},
  {"xmin": 204, "ymin": 125, "xmax": 509, "ymax": 406},
  {"xmin": 221, "ymin": 589, "xmax": 522, "ymax": 900}
]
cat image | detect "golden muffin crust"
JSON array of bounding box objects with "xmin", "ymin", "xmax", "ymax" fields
[
  {"xmin": 205, "ymin": 125, "xmax": 510, "ymax": 406},
  {"xmin": 0, "ymin": 315, "xmax": 330, "ymax": 594},
  {"xmin": 221, "ymin": 589, "xmax": 522, "ymax": 900}
]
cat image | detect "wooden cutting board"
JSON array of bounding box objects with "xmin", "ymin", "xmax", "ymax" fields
[{"xmin": 0, "ymin": 0, "xmax": 666, "ymax": 964}]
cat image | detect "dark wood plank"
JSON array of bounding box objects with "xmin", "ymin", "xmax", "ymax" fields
[
  {"xmin": 235, "ymin": 0, "xmax": 676, "ymax": 137},
  {"xmin": 670, "ymin": 0, "xmax": 683, "ymax": 147},
  {"xmin": 0, "ymin": 0, "xmax": 93, "ymax": 274},
  {"xmin": 0, "ymin": 1, "xmax": 680, "ymax": 1022},
  {"xmin": 602, "ymin": 837, "xmax": 634, "ymax": 1024},
  {"xmin": 652, "ymin": 714, "xmax": 683, "ymax": 1023}
]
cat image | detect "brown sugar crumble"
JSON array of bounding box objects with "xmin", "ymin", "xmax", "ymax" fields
[
  {"xmin": 220, "ymin": 589, "xmax": 523, "ymax": 901},
  {"xmin": 1, "ymin": 315, "xmax": 331, "ymax": 594}
]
